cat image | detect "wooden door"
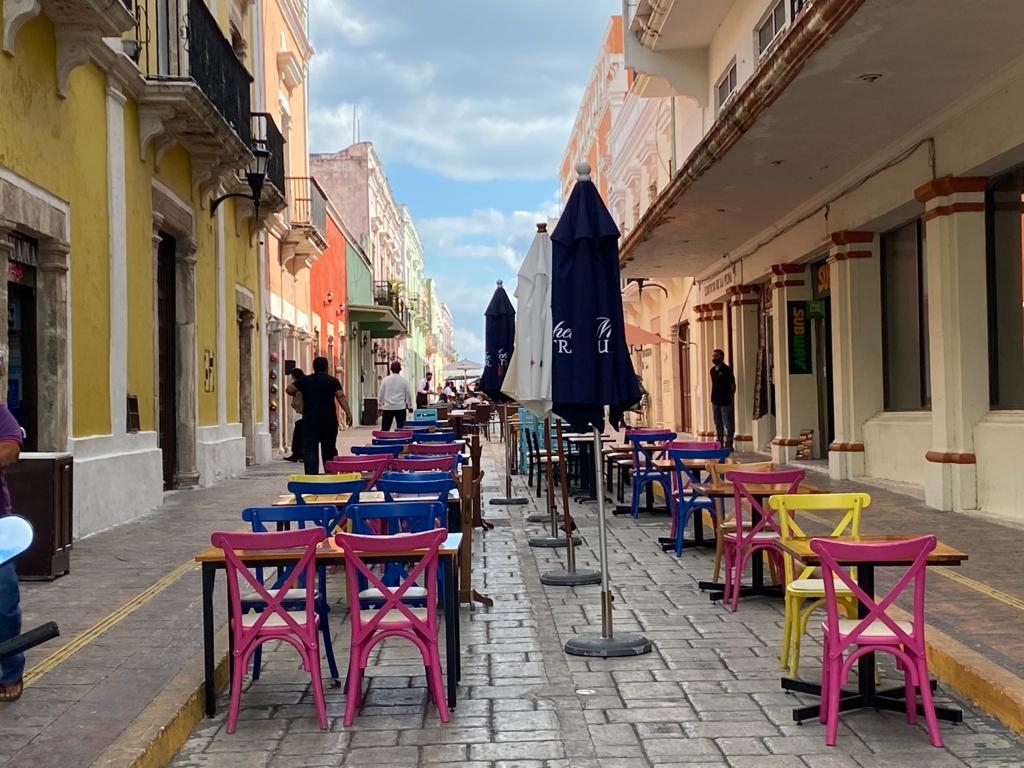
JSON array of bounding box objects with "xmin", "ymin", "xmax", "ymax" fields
[
  {"xmin": 157, "ymin": 233, "xmax": 178, "ymax": 489},
  {"xmin": 677, "ymin": 322, "xmax": 692, "ymax": 434}
]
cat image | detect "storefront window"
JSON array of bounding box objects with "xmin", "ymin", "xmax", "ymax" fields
[
  {"xmin": 986, "ymin": 170, "xmax": 1024, "ymax": 408},
  {"xmin": 880, "ymin": 219, "xmax": 930, "ymax": 410}
]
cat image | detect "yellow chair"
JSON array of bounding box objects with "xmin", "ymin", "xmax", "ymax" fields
[
  {"xmin": 287, "ymin": 472, "xmax": 363, "ymax": 483},
  {"xmin": 707, "ymin": 460, "xmax": 775, "ymax": 584},
  {"xmin": 768, "ymin": 492, "xmax": 869, "ymax": 678}
]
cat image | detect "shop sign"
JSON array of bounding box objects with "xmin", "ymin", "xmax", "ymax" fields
[
  {"xmin": 811, "ymin": 258, "xmax": 830, "ymax": 299},
  {"xmin": 700, "ymin": 264, "xmax": 736, "ymax": 303},
  {"xmin": 787, "ymin": 301, "xmax": 812, "ymax": 375},
  {"xmin": 807, "ymin": 299, "xmax": 826, "ymax": 320}
]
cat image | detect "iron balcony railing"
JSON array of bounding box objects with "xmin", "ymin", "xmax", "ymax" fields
[
  {"xmin": 373, "ymin": 281, "xmax": 410, "ymax": 331},
  {"xmin": 251, "ymin": 113, "xmax": 285, "ymax": 193},
  {"xmin": 286, "ymin": 177, "xmax": 327, "ymax": 235},
  {"xmin": 132, "ymin": 0, "xmax": 252, "ymax": 144}
]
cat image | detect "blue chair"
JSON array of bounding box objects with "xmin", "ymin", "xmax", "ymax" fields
[
  {"xmin": 378, "ymin": 476, "xmax": 456, "ymax": 530},
  {"xmin": 351, "ymin": 444, "xmax": 404, "ymax": 458},
  {"xmin": 240, "ymin": 505, "xmax": 341, "ymax": 682},
  {"xmin": 381, "ymin": 470, "xmax": 453, "ymax": 482},
  {"xmin": 287, "ymin": 477, "xmax": 366, "ymax": 529},
  {"xmin": 372, "ymin": 436, "xmax": 413, "ymax": 446},
  {"xmin": 404, "ymin": 419, "xmax": 437, "ymax": 430},
  {"xmin": 666, "ymin": 447, "xmax": 729, "ymax": 556},
  {"xmin": 627, "ymin": 429, "xmax": 677, "ymax": 518},
  {"xmin": 413, "ymin": 408, "xmax": 438, "ymax": 421},
  {"xmin": 415, "ymin": 430, "xmax": 457, "ymax": 443}
]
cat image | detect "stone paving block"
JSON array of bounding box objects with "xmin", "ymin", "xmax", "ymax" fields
[
  {"xmin": 587, "ymin": 723, "xmax": 639, "ymax": 746},
  {"xmin": 605, "ymin": 706, "xmax": 697, "ymax": 724},
  {"xmin": 713, "ymin": 737, "xmax": 769, "ymax": 756},
  {"xmin": 421, "ymin": 743, "xmax": 470, "ymax": 762},
  {"xmin": 726, "ymin": 757, "xmax": 807, "ymax": 768},
  {"xmin": 471, "ymin": 741, "xmax": 567, "ymax": 761},
  {"xmin": 493, "ymin": 710, "xmax": 560, "ymax": 731},
  {"xmin": 399, "ymin": 726, "xmax": 493, "ymax": 745}
]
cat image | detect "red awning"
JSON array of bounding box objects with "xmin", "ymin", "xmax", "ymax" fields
[{"xmin": 625, "ymin": 323, "xmax": 669, "ymax": 347}]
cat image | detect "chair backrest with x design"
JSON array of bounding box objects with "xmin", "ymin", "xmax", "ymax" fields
[
  {"xmin": 628, "ymin": 429, "xmax": 676, "ymax": 477},
  {"xmin": 769, "ymin": 493, "xmax": 870, "ymax": 584},
  {"xmin": 240, "ymin": 505, "xmax": 336, "ymax": 596},
  {"xmin": 287, "ymin": 475, "xmax": 365, "ymax": 519},
  {"xmin": 323, "ymin": 456, "xmax": 392, "ymax": 492},
  {"xmin": 335, "ymin": 529, "xmax": 446, "ymax": 639},
  {"xmin": 667, "ymin": 447, "xmax": 731, "ymax": 496},
  {"xmin": 378, "ymin": 477, "xmax": 455, "ymax": 528},
  {"xmin": 346, "ymin": 501, "xmax": 438, "ymax": 536},
  {"xmin": 408, "ymin": 442, "xmax": 461, "ymax": 456},
  {"xmin": 725, "ymin": 468, "xmax": 805, "ymax": 544},
  {"xmin": 811, "ymin": 535, "xmax": 935, "ymax": 657},
  {"xmin": 212, "ymin": 527, "xmax": 325, "ymax": 647}
]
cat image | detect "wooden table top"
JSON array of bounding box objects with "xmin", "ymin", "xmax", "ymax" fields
[
  {"xmin": 196, "ymin": 532, "xmax": 463, "ymax": 563},
  {"xmin": 272, "ymin": 489, "xmax": 460, "ymax": 506},
  {"xmin": 692, "ymin": 481, "xmax": 827, "ymax": 498},
  {"xmin": 775, "ymin": 535, "xmax": 968, "ymax": 566}
]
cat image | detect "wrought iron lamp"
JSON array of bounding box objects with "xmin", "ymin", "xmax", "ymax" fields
[{"xmin": 210, "ymin": 146, "xmax": 270, "ymax": 218}]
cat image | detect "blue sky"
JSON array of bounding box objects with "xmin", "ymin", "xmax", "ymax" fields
[{"xmin": 307, "ymin": 0, "xmax": 622, "ymax": 361}]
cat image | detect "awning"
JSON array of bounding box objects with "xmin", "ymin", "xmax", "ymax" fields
[{"xmin": 347, "ymin": 304, "xmax": 406, "ymax": 339}]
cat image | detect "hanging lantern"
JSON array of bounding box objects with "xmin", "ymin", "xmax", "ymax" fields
[
  {"xmin": 270, "ymin": 383, "xmax": 278, "ymax": 394},
  {"xmin": 269, "ymin": 367, "xmax": 278, "ymax": 380},
  {"xmin": 270, "ymin": 351, "xmax": 279, "ymax": 362},
  {"xmin": 269, "ymin": 417, "xmax": 279, "ymax": 431},
  {"xmin": 269, "ymin": 401, "xmax": 278, "ymax": 411}
]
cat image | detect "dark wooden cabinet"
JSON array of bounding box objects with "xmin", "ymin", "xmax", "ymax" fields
[{"xmin": 7, "ymin": 453, "xmax": 73, "ymax": 580}]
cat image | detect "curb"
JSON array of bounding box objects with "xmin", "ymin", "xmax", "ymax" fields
[{"xmin": 90, "ymin": 628, "xmax": 231, "ymax": 768}]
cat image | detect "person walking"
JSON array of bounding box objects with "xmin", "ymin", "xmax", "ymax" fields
[
  {"xmin": 283, "ymin": 368, "xmax": 304, "ymax": 462},
  {"xmin": 0, "ymin": 404, "xmax": 25, "ymax": 702},
  {"xmin": 378, "ymin": 361, "xmax": 412, "ymax": 431},
  {"xmin": 709, "ymin": 348, "xmax": 736, "ymax": 451},
  {"xmin": 416, "ymin": 371, "xmax": 433, "ymax": 409},
  {"xmin": 286, "ymin": 356, "xmax": 353, "ymax": 474}
]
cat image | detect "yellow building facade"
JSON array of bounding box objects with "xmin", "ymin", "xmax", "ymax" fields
[{"xmin": 1, "ymin": 0, "xmax": 276, "ymax": 535}]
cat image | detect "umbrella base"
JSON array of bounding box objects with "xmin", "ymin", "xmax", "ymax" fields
[
  {"xmin": 489, "ymin": 497, "xmax": 528, "ymax": 505},
  {"xmin": 528, "ymin": 535, "xmax": 582, "ymax": 548},
  {"xmin": 540, "ymin": 568, "xmax": 601, "ymax": 587},
  {"xmin": 564, "ymin": 632, "xmax": 653, "ymax": 658},
  {"xmin": 526, "ymin": 512, "xmax": 551, "ymax": 523}
]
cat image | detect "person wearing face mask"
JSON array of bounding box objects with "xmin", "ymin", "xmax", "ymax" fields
[{"xmin": 709, "ymin": 348, "xmax": 736, "ymax": 451}]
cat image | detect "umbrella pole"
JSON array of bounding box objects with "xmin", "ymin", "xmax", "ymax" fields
[
  {"xmin": 563, "ymin": 426, "xmax": 652, "ymax": 657},
  {"xmin": 489, "ymin": 403, "xmax": 527, "ymax": 506}
]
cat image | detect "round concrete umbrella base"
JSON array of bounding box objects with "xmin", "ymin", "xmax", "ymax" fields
[
  {"xmin": 489, "ymin": 497, "xmax": 528, "ymax": 505},
  {"xmin": 528, "ymin": 535, "xmax": 582, "ymax": 548},
  {"xmin": 526, "ymin": 512, "xmax": 550, "ymax": 523},
  {"xmin": 540, "ymin": 568, "xmax": 601, "ymax": 587},
  {"xmin": 564, "ymin": 633, "xmax": 653, "ymax": 657}
]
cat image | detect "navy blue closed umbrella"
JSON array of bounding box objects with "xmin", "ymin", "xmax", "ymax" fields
[
  {"xmin": 554, "ymin": 163, "xmax": 650, "ymax": 659},
  {"xmin": 481, "ymin": 280, "xmax": 515, "ymax": 402}
]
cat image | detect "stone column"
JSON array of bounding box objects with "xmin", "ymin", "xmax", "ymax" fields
[
  {"xmin": 174, "ymin": 236, "xmax": 200, "ymax": 488},
  {"xmin": 769, "ymin": 264, "xmax": 817, "ymax": 464},
  {"xmin": 150, "ymin": 216, "xmax": 165, "ymax": 432},
  {"xmin": 826, "ymin": 231, "xmax": 883, "ymax": 479},
  {"xmin": 915, "ymin": 176, "xmax": 989, "ymax": 511},
  {"xmin": 237, "ymin": 308, "xmax": 255, "ymax": 465},
  {"xmin": 729, "ymin": 286, "xmax": 759, "ymax": 452},
  {"xmin": 0, "ymin": 222, "xmax": 12, "ymax": 405},
  {"xmin": 36, "ymin": 240, "xmax": 70, "ymax": 452},
  {"xmin": 693, "ymin": 305, "xmax": 714, "ymax": 439}
]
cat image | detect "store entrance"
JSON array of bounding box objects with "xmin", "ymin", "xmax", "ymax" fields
[
  {"xmin": 810, "ymin": 258, "xmax": 835, "ymax": 456},
  {"xmin": 8, "ymin": 234, "xmax": 38, "ymax": 451}
]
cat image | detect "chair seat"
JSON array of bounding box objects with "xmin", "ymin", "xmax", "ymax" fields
[
  {"xmin": 241, "ymin": 588, "xmax": 310, "ymax": 604},
  {"xmin": 723, "ymin": 531, "xmax": 778, "ymax": 542},
  {"xmin": 833, "ymin": 617, "xmax": 914, "ymax": 640},
  {"xmin": 720, "ymin": 520, "xmax": 753, "ymax": 530},
  {"xmin": 359, "ymin": 607, "xmax": 429, "ymax": 626},
  {"xmin": 359, "ymin": 586, "xmax": 428, "ymax": 601},
  {"xmin": 241, "ymin": 609, "xmax": 311, "ymax": 628},
  {"xmin": 787, "ymin": 578, "xmax": 852, "ymax": 594}
]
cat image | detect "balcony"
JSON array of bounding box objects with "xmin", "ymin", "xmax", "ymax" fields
[
  {"xmin": 374, "ymin": 281, "xmax": 410, "ymax": 333},
  {"xmin": 283, "ymin": 177, "xmax": 328, "ymax": 258},
  {"xmin": 130, "ymin": 0, "xmax": 253, "ymax": 199}
]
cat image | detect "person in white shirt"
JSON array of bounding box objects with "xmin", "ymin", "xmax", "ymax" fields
[
  {"xmin": 416, "ymin": 371, "xmax": 433, "ymax": 408},
  {"xmin": 378, "ymin": 361, "xmax": 413, "ymax": 431}
]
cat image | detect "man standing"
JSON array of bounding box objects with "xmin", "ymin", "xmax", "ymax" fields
[
  {"xmin": 378, "ymin": 361, "xmax": 412, "ymax": 431},
  {"xmin": 416, "ymin": 371, "xmax": 433, "ymax": 409},
  {"xmin": 709, "ymin": 348, "xmax": 736, "ymax": 451},
  {"xmin": 287, "ymin": 356, "xmax": 353, "ymax": 474},
  {"xmin": 0, "ymin": 404, "xmax": 24, "ymax": 702}
]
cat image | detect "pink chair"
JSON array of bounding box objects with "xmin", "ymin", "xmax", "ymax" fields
[
  {"xmin": 324, "ymin": 455, "xmax": 391, "ymax": 491},
  {"xmin": 334, "ymin": 529, "xmax": 450, "ymax": 727},
  {"xmin": 393, "ymin": 455, "xmax": 458, "ymax": 473},
  {"xmin": 407, "ymin": 442, "xmax": 461, "ymax": 456},
  {"xmin": 211, "ymin": 527, "xmax": 328, "ymax": 733},
  {"xmin": 372, "ymin": 430, "xmax": 413, "ymax": 439},
  {"xmin": 721, "ymin": 468, "xmax": 804, "ymax": 612},
  {"xmin": 812, "ymin": 535, "xmax": 943, "ymax": 747},
  {"xmin": 664, "ymin": 439, "xmax": 722, "ymax": 450}
]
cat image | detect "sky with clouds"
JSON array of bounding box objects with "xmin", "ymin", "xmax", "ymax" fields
[{"xmin": 307, "ymin": 0, "xmax": 622, "ymax": 363}]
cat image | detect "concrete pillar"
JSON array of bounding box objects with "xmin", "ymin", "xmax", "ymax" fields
[
  {"xmin": 827, "ymin": 231, "xmax": 884, "ymax": 479},
  {"xmin": 693, "ymin": 304, "xmax": 715, "ymax": 439},
  {"xmin": 915, "ymin": 176, "xmax": 989, "ymax": 511},
  {"xmin": 174, "ymin": 236, "xmax": 200, "ymax": 488},
  {"xmin": 729, "ymin": 286, "xmax": 759, "ymax": 453},
  {"xmin": 0, "ymin": 222, "xmax": 13, "ymax": 403},
  {"xmin": 769, "ymin": 264, "xmax": 818, "ymax": 464},
  {"xmin": 36, "ymin": 240, "xmax": 70, "ymax": 452}
]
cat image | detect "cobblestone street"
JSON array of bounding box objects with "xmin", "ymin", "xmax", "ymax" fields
[{"xmin": 167, "ymin": 438, "xmax": 1024, "ymax": 768}]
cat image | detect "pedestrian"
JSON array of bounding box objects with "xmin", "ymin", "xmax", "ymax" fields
[
  {"xmin": 378, "ymin": 361, "xmax": 412, "ymax": 431},
  {"xmin": 0, "ymin": 404, "xmax": 24, "ymax": 702},
  {"xmin": 439, "ymin": 379, "xmax": 456, "ymax": 403},
  {"xmin": 709, "ymin": 348, "xmax": 736, "ymax": 451},
  {"xmin": 416, "ymin": 371, "xmax": 433, "ymax": 409},
  {"xmin": 283, "ymin": 368, "xmax": 304, "ymax": 462},
  {"xmin": 286, "ymin": 356, "xmax": 353, "ymax": 474}
]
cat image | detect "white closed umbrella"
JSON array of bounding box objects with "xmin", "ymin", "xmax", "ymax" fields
[{"xmin": 502, "ymin": 223, "xmax": 552, "ymax": 417}]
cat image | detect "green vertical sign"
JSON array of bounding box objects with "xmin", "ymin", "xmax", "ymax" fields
[{"xmin": 787, "ymin": 301, "xmax": 812, "ymax": 374}]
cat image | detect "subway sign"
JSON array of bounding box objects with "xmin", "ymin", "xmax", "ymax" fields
[{"xmin": 787, "ymin": 301, "xmax": 812, "ymax": 375}]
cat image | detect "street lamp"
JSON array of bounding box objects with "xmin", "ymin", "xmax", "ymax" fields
[{"xmin": 210, "ymin": 145, "xmax": 270, "ymax": 219}]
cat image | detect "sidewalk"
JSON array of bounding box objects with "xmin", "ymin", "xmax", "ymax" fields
[{"xmin": 1, "ymin": 434, "xmax": 1022, "ymax": 767}]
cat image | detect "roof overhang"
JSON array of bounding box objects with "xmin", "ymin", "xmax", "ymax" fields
[
  {"xmin": 347, "ymin": 305, "xmax": 406, "ymax": 339},
  {"xmin": 620, "ymin": 0, "xmax": 1024, "ymax": 279}
]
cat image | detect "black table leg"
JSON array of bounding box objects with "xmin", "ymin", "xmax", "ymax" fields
[
  {"xmin": 443, "ymin": 554, "xmax": 458, "ymax": 706},
  {"xmin": 202, "ymin": 563, "xmax": 216, "ymax": 717}
]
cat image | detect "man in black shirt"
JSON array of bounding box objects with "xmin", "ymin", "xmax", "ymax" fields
[
  {"xmin": 286, "ymin": 356, "xmax": 353, "ymax": 474},
  {"xmin": 709, "ymin": 348, "xmax": 736, "ymax": 451}
]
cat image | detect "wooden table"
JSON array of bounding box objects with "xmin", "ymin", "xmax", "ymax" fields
[
  {"xmin": 272, "ymin": 490, "xmax": 461, "ymax": 532},
  {"xmin": 196, "ymin": 533, "xmax": 463, "ymax": 717},
  {"xmin": 691, "ymin": 481, "xmax": 826, "ymax": 601},
  {"xmin": 775, "ymin": 535, "xmax": 968, "ymax": 723}
]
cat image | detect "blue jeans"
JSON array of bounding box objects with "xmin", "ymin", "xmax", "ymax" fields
[
  {"xmin": 713, "ymin": 404, "xmax": 735, "ymax": 451},
  {"xmin": 0, "ymin": 560, "xmax": 23, "ymax": 684}
]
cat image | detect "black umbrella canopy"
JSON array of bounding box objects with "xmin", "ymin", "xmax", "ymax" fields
[
  {"xmin": 481, "ymin": 280, "xmax": 515, "ymax": 401},
  {"xmin": 550, "ymin": 168, "xmax": 640, "ymax": 432}
]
